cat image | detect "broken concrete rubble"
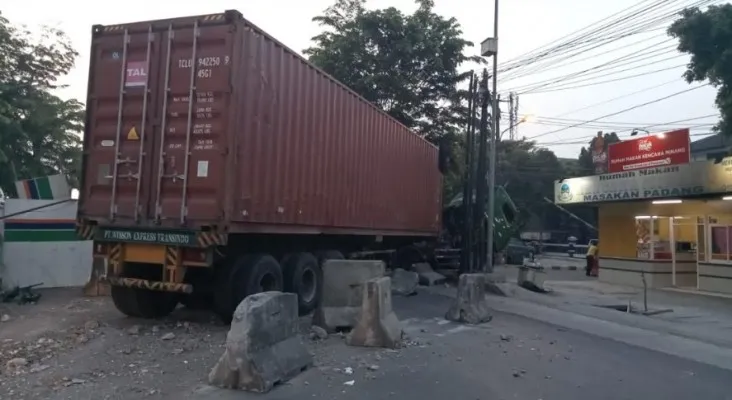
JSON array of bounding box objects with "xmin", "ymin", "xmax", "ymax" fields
[
  {"xmin": 347, "ymin": 277, "xmax": 402, "ymax": 349},
  {"xmin": 445, "ymin": 273, "xmax": 493, "ymax": 324},
  {"xmin": 313, "ymin": 260, "xmax": 385, "ymax": 332},
  {"xmin": 208, "ymin": 292, "xmax": 312, "ymax": 393},
  {"xmin": 412, "ymin": 263, "xmax": 447, "ymax": 286},
  {"xmin": 391, "ymin": 269, "xmax": 419, "ymax": 296}
]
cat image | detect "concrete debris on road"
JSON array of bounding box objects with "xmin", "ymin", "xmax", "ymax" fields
[
  {"xmin": 208, "ymin": 292, "xmax": 312, "ymax": 393},
  {"xmin": 1, "ymin": 314, "xmax": 10, "ymax": 322},
  {"xmin": 310, "ymin": 325, "xmax": 328, "ymax": 340},
  {"xmin": 445, "ymin": 274, "xmax": 493, "ymax": 325},
  {"xmin": 347, "ymin": 277, "xmax": 403, "ymax": 349},
  {"xmin": 313, "ymin": 260, "xmax": 385, "ymax": 332},
  {"xmin": 161, "ymin": 333, "xmax": 176, "ymax": 341},
  {"xmin": 391, "ymin": 269, "xmax": 419, "ymax": 296},
  {"xmin": 412, "ymin": 263, "xmax": 447, "ymax": 286}
]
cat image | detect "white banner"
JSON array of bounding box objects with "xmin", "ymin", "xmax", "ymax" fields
[{"xmin": 554, "ymin": 158, "xmax": 732, "ymax": 205}]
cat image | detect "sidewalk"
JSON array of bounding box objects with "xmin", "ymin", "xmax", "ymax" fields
[{"xmin": 425, "ymin": 277, "xmax": 732, "ymax": 371}]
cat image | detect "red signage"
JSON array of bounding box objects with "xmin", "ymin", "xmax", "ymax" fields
[
  {"xmin": 607, "ymin": 128, "xmax": 690, "ymax": 173},
  {"xmin": 125, "ymin": 61, "xmax": 148, "ymax": 87}
]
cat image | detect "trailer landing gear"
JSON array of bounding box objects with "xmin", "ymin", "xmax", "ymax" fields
[{"xmin": 110, "ymin": 263, "xmax": 179, "ymax": 319}]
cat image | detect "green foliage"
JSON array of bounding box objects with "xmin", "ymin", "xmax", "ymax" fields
[
  {"xmin": 305, "ymin": 0, "xmax": 482, "ymax": 144},
  {"xmin": 495, "ymin": 139, "xmax": 565, "ymax": 216},
  {"xmin": 0, "ymin": 13, "xmax": 82, "ymax": 197},
  {"xmin": 668, "ymin": 4, "xmax": 732, "ymax": 136}
]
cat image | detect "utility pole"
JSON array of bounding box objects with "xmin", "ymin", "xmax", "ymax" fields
[
  {"xmin": 513, "ymin": 94, "xmax": 518, "ymax": 140},
  {"xmin": 508, "ymin": 93, "xmax": 515, "ymax": 140},
  {"xmin": 485, "ymin": 0, "xmax": 499, "ymax": 273},
  {"xmin": 461, "ymin": 73, "xmax": 477, "ymax": 274},
  {"xmin": 473, "ymin": 70, "xmax": 490, "ymax": 271}
]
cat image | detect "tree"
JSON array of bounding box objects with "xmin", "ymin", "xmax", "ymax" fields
[
  {"xmin": 495, "ymin": 140, "xmax": 565, "ymax": 217},
  {"xmin": 305, "ymin": 0, "xmax": 482, "ymax": 143},
  {"xmin": 668, "ymin": 4, "xmax": 732, "ymax": 136},
  {"xmin": 0, "ymin": 13, "xmax": 82, "ymax": 197}
]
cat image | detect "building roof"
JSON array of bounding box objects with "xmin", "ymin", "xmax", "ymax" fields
[{"xmin": 690, "ymin": 133, "xmax": 731, "ymax": 154}]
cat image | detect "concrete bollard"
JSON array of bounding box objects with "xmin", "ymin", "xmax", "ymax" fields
[
  {"xmin": 445, "ymin": 274, "xmax": 493, "ymax": 324},
  {"xmin": 347, "ymin": 277, "xmax": 403, "ymax": 349},
  {"xmin": 391, "ymin": 268, "xmax": 419, "ymax": 296},
  {"xmin": 313, "ymin": 260, "xmax": 385, "ymax": 332},
  {"xmin": 208, "ymin": 292, "xmax": 311, "ymax": 393},
  {"xmin": 83, "ymin": 257, "xmax": 110, "ymax": 297}
]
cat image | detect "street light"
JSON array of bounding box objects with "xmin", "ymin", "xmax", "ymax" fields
[
  {"xmin": 500, "ymin": 114, "xmax": 534, "ymax": 138},
  {"xmin": 631, "ymin": 128, "xmax": 650, "ymax": 136}
]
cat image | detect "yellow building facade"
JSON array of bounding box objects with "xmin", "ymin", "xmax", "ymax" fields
[{"xmin": 555, "ymin": 159, "xmax": 732, "ymax": 294}]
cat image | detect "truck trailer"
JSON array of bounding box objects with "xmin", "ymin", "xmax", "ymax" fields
[{"xmin": 77, "ymin": 10, "xmax": 518, "ymax": 322}]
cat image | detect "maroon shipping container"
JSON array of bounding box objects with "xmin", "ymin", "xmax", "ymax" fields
[{"xmin": 79, "ymin": 10, "xmax": 442, "ymax": 238}]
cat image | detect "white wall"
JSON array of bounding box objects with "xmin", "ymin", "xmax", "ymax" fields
[{"xmin": 0, "ymin": 199, "xmax": 92, "ymax": 288}]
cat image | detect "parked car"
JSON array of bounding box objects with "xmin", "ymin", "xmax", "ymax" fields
[{"xmin": 505, "ymin": 238, "xmax": 534, "ymax": 265}]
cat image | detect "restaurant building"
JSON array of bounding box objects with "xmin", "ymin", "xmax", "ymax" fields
[{"xmin": 554, "ymin": 129, "xmax": 732, "ymax": 294}]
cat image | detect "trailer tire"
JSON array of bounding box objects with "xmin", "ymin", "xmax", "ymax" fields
[
  {"xmin": 395, "ymin": 245, "xmax": 425, "ymax": 270},
  {"xmin": 282, "ymin": 252, "xmax": 322, "ymax": 315},
  {"xmin": 111, "ymin": 285, "xmax": 178, "ymax": 319},
  {"xmin": 214, "ymin": 254, "xmax": 284, "ymax": 323},
  {"xmin": 110, "ymin": 262, "xmax": 179, "ymax": 319},
  {"xmin": 314, "ymin": 249, "xmax": 344, "ymax": 266}
]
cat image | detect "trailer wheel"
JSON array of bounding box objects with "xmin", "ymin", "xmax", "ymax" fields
[
  {"xmin": 214, "ymin": 254, "xmax": 284, "ymax": 323},
  {"xmin": 282, "ymin": 252, "xmax": 322, "ymax": 315},
  {"xmin": 395, "ymin": 245, "xmax": 424, "ymax": 270},
  {"xmin": 110, "ymin": 263, "xmax": 178, "ymax": 319},
  {"xmin": 314, "ymin": 249, "xmax": 344, "ymax": 266}
]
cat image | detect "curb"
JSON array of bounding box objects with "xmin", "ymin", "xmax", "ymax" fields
[{"xmin": 549, "ymin": 265, "xmax": 579, "ymax": 271}]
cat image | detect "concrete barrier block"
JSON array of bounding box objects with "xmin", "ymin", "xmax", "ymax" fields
[
  {"xmin": 445, "ymin": 274, "xmax": 493, "ymax": 324},
  {"xmin": 412, "ymin": 263, "xmax": 447, "ymax": 286},
  {"xmin": 347, "ymin": 277, "xmax": 402, "ymax": 349},
  {"xmin": 313, "ymin": 260, "xmax": 385, "ymax": 332},
  {"xmin": 83, "ymin": 257, "xmax": 110, "ymax": 297},
  {"xmin": 391, "ymin": 268, "xmax": 418, "ymax": 296},
  {"xmin": 208, "ymin": 292, "xmax": 312, "ymax": 393}
]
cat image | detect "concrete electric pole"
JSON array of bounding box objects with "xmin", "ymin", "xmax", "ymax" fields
[{"xmin": 481, "ymin": 0, "xmax": 499, "ymax": 273}]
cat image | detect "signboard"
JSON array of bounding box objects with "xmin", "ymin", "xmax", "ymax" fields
[
  {"xmin": 95, "ymin": 227, "xmax": 197, "ymax": 247},
  {"xmin": 590, "ymin": 132, "xmax": 608, "ymax": 174},
  {"xmin": 607, "ymin": 129, "xmax": 690, "ymax": 173},
  {"xmin": 554, "ymin": 157, "xmax": 732, "ymax": 205},
  {"xmin": 125, "ymin": 61, "xmax": 148, "ymax": 87}
]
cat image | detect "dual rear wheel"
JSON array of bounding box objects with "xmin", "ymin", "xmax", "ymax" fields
[
  {"xmin": 111, "ymin": 250, "xmax": 343, "ymax": 323},
  {"xmin": 213, "ymin": 250, "xmax": 344, "ymax": 323}
]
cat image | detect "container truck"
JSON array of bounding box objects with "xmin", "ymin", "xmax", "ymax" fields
[{"xmin": 77, "ymin": 10, "xmax": 519, "ymax": 322}]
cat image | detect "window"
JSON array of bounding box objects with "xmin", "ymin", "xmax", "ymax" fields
[
  {"xmin": 502, "ymin": 203, "xmax": 516, "ymax": 224},
  {"xmin": 709, "ymin": 225, "xmax": 732, "ymax": 261}
]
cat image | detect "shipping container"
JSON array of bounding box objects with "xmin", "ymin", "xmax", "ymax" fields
[
  {"xmin": 77, "ymin": 10, "xmax": 449, "ymax": 321},
  {"xmin": 78, "ymin": 10, "xmax": 442, "ymax": 237},
  {"xmin": 76, "ymin": 11, "xmax": 525, "ymax": 322}
]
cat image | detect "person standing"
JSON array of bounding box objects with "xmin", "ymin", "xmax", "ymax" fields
[{"xmin": 586, "ymin": 239, "xmax": 599, "ymax": 277}]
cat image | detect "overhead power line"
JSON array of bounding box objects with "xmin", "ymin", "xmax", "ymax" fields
[
  {"xmin": 551, "ymin": 78, "xmax": 682, "ymax": 117},
  {"xmin": 529, "ymin": 114, "xmax": 720, "ymax": 145},
  {"xmin": 524, "ymin": 84, "xmax": 711, "ymax": 140},
  {"xmin": 498, "ymin": 0, "xmax": 703, "ymax": 77},
  {"xmin": 520, "ymin": 64, "xmax": 687, "ymax": 94}
]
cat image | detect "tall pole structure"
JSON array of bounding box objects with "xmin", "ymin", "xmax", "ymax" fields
[
  {"xmin": 508, "ymin": 93, "xmax": 515, "ymax": 140},
  {"xmin": 461, "ymin": 73, "xmax": 476, "ymax": 274},
  {"xmin": 484, "ymin": 0, "xmax": 499, "ymax": 272},
  {"xmin": 473, "ymin": 70, "xmax": 490, "ymax": 270}
]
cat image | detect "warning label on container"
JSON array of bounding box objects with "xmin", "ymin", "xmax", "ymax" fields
[
  {"xmin": 127, "ymin": 127, "xmax": 139, "ymax": 140},
  {"xmin": 125, "ymin": 61, "xmax": 148, "ymax": 87}
]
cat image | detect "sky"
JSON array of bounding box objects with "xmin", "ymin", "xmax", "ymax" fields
[{"xmin": 2, "ymin": 0, "xmax": 721, "ymax": 159}]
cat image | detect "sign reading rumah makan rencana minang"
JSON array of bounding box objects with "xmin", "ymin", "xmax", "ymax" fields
[{"xmin": 607, "ymin": 128, "xmax": 690, "ymax": 173}]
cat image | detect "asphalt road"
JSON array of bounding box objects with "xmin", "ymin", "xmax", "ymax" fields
[{"xmin": 200, "ymin": 291, "xmax": 732, "ymax": 400}]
